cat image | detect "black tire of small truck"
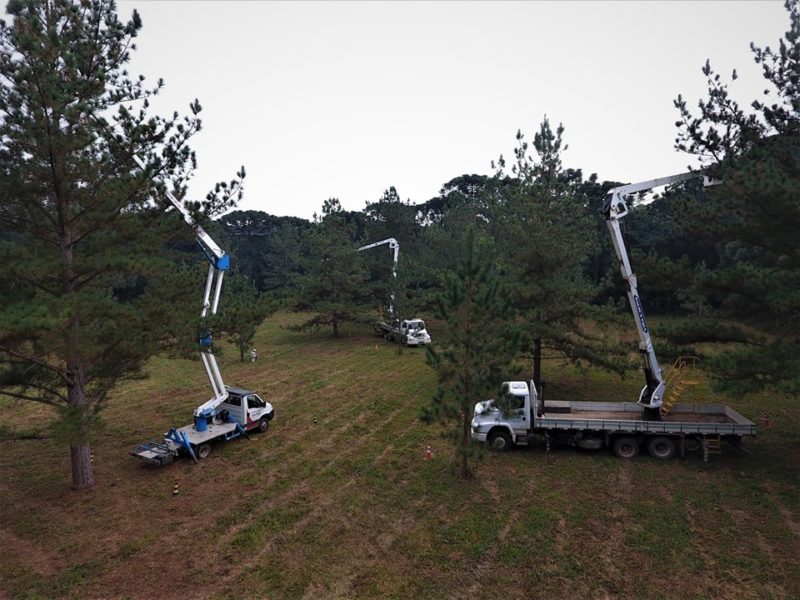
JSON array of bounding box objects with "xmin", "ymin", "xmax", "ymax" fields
[
  {"xmin": 196, "ymin": 443, "xmax": 211, "ymax": 460},
  {"xmin": 488, "ymin": 429, "xmax": 513, "ymax": 452},
  {"xmin": 257, "ymin": 418, "xmax": 270, "ymax": 433},
  {"xmin": 612, "ymin": 436, "xmax": 639, "ymax": 459},
  {"xmin": 648, "ymin": 436, "xmax": 676, "ymax": 460}
]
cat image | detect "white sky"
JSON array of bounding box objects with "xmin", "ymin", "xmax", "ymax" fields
[{"xmin": 117, "ymin": 0, "xmax": 789, "ymax": 219}]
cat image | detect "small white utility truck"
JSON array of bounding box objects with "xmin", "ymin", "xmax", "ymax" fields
[
  {"xmin": 374, "ymin": 318, "xmax": 432, "ymax": 347},
  {"xmin": 132, "ymin": 386, "xmax": 273, "ymax": 464},
  {"xmin": 129, "ymin": 156, "xmax": 274, "ymax": 465},
  {"xmin": 358, "ymin": 237, "xmax": 432, "ymax": 346}
]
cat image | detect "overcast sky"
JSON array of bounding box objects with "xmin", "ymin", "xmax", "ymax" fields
[{"xmin": 118, "ymin": 1, "xmax": 788, "ymax": 220}]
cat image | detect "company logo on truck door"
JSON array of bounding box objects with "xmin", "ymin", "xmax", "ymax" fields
[{"xmin": 633, "ymin": 294, "xmax": 648, "ymax": 334}]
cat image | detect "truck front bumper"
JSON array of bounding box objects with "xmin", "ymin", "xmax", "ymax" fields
[{"xmin": 471, "ymin": 430, "xmax": 488, "ymax": 443}]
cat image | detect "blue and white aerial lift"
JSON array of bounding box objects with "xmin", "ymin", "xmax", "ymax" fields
[{"xmin": 130, "ymin": 162, "xmax": 273, "ymax": 465}]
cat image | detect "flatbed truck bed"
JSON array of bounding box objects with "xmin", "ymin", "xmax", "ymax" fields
[{"xmin": 538, "ymin": 401, "xmax": 756, "ymax": 436}]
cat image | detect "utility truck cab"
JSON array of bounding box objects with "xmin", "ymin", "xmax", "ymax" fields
[
  {"xmin": 398, "ymin": 319, "xmax": 431, "ymax": 346},
  {"xmin": 219, "ymin": 386, "xmax": 275, "ymax": 433},
  {"xmin": 471, "ymin": 381, "xmax": 535, "ymax": 451}
]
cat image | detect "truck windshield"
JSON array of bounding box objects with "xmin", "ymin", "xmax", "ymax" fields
[{"xmin": 409, "ymin": 321, "xmax": 425, "ymax": 330}]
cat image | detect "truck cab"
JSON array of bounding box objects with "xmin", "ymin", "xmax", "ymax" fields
[
  {"xmin": 219, "ymin": 385, "xmax": 275, "ymax": 433},
  {"xmin": 398, "ymin": 319, "xmax": 432, "ymax": 346},
  {"xmin": 471, "ymin": 381, "xmax": 535, "ymax": 451}
]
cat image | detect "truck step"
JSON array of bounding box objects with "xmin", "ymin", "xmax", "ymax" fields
[{"xmin": 702, "ymin": 436, "xmax": 723, "ymax": 463}]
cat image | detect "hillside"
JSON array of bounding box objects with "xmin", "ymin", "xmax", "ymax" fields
[{"xmin": 1, "ymin": 312, "xmax": 798, "ymax": 599}]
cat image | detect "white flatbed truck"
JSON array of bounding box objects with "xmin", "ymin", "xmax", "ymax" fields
[
  {"xmin": 472, "ymin": 170, "xmax": 756, "ymax": 460},
  {"xmin": 472, "ymin": 381, "xmax": 755, "ymax": 461}
]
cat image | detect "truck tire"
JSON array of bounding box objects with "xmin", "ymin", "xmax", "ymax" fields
[
  {"xmin": 257, "ymin": 417, "xmax": 270, "ymax": 433},
  {"xmin": 612, "ymin": 436, "xmax": 639, "ymax": 459},
  {"xmin": 648, "ymin": 436, "xmax": 676, "ymax": 460},
  {"xmin": 685, "ymin": 437, "xmax": 701, "ymax": 452},
  {"xmin": 196, "ymin": 443, "xmax": 211, "ymax": 460},
  {"xmin": 488, "ymin": 430, "xmax": 513, "ymax": 452}
]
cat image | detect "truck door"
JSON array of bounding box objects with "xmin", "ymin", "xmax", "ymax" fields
[
  {"xmin": 505, "ymin": 392, "xmax": 528, "ymax": 434},
  {"xmin": 245, "ymin": 394, "xmax": 267, "ymax": 426}
]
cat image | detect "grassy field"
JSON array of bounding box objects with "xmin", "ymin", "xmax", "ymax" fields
[{"xmin": 1, "ymin": 312, "xmax": 798, "ymax": 599}]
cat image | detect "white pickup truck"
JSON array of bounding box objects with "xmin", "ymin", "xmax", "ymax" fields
[{"xmin": 374, "ymin": 318, "xmax": 432, "ymax": 347}]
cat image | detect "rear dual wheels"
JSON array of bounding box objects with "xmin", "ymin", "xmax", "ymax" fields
[
  {"xmin": 647, "ymin": 436, "xmax": 677, "ymax": 460},
  {"xmin": 612, "ymin": 436, "xmax": 639, "ymax": 459},
  {"xmin": 612, "ymin": 436, "xmax": 677, "ymax": 460}
]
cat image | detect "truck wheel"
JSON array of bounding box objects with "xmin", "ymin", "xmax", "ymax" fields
[
  {"xmin": 196, "ymin": 443, "xmax": 211, "ymax": 460},
  {"xmin": 648, "ymin": 436, "xmax": 676, "ymax": 460},
  {"xmin": 685, "ymin": 437, "xmax": 701, "ymax": 452},
  {"xmin": 488, "ymin": 430, "xmax": 513, "ymax": 452},
  {"xmin": 257, "ymin": 418, "xmax": 270, "ymax": 433},
  {"xmin": 612, "ymin": 436, "xmax": 639, "ymax": 459}
]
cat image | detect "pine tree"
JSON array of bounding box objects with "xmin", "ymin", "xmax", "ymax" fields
[
  {"xmin": 0, "ymin": 0, "xmax": 243, "ymax": 489},
  {"xmin": 671, "ymin": 0, "xmax": 800, "ymax": 393},
  {"xmin": 294, "ymin": 199, "xmax": 368, "ymax": 337},
  {"xmin": 492, "ymin": 118, "xmax": 631, "ymax": 394},
  {"xmin": 422, "ymin": 227, "xmax": 518, "ymax": 478},
  {"xmin": 220, "ymin": 274, "xmax": 275, "ymax": 362}
]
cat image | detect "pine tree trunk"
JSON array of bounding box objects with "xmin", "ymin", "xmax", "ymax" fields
[
  {"xmin": 67, "ymin": 353, "xmax": 95, "ymax": 490},
  {"xmin": 70, "ymin": 441, "xmax": 94, "ymax": 490},
  {"xmin": 533, "ymin": 337, "xmax": 542, "ymax": 397},
  {"xmin": 461, "ymin": 409, "xmax": 471, "ymax": 478},
  {"xmin": 60, "ymin": 183, "xmax": 95, "ymax": 490}
]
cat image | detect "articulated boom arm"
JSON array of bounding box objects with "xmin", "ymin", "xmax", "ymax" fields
[
  {"xmin": 602, "ymin": 171, "xmax": 715, "ymax": 415},
  {"xmin": 358, "ymin": 238, "xmax": 399, "ymax": 318},
  {"xmin": 134, "ymin": 157, "xmax": 230, "ymax": 417}
]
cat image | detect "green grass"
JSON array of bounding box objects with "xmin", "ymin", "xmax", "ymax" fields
[{"xmin": 0, "ymin": 312, "xmax": 798, "ymax": 599}]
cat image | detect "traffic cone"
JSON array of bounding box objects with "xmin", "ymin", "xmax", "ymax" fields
[
  {"xmin": 424, "ymin": 445, "xmax": 433, "ymax": 460},
  {"xmin": 172, "ymin": 481, "xmax": 179, "ymax": 497},
  {"xmin": 90, "ymin": 452, "xmax": 94, "ymax": 465},
  {"xmin": 313, "ymin": 416, "xmax": 318, "ymax": 425}
]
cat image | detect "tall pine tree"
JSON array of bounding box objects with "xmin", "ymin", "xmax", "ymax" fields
[
  {"xmin": 492, "ymin": 118, "xmax": 630, "ymax": 394},
  {"xmin": 671, "ymin": 0, "xmax": 800, "ymax": 393},
  {"xmin": 0, "ymin": 0, "xmax": 243, "ymax": 489},
  {"xmin": 294, "ymin": 198, "xmax": 368, "ymax": 337},
  {"xmin": 423, "ymin": 227, "xmax": 518, "ymax": 478}
]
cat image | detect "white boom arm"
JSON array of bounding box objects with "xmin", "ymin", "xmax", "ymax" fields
[
  {"xmin": 133, "ymin": 157, "xmax": 230, "ymax": 417},
  {"xmin": 602, "ymin": 171, "xmax": 716, "ymax": 416},
  {"xmin": 358, "ymin": 238, "xmax": 399, "ymax": 318}
]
